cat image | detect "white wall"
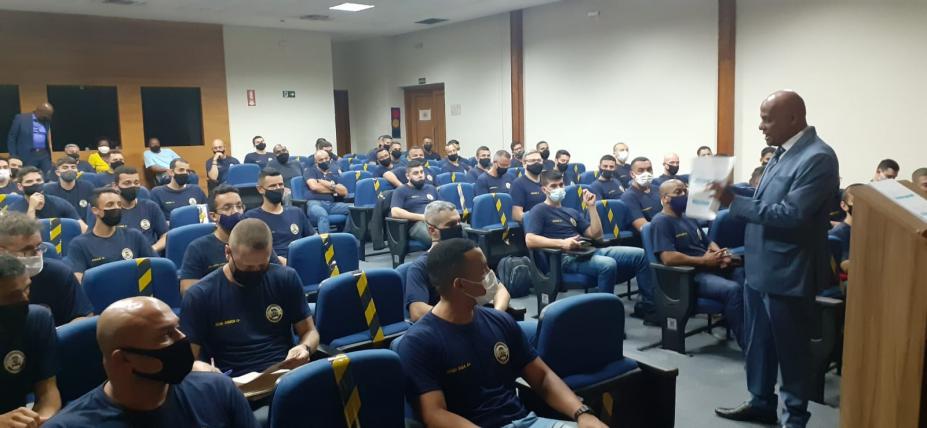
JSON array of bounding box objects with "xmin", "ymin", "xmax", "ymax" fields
[
  {"xmin": 223, "ymin": 25, "xmax": 336, "ymax": 159},
  {"xmin": 333, "ymin": 14, "xmax": 512, "ymax": 156},
  {"xmin": 735, "ymin": 0, "xmax": 927, "ymax": 185},
  {"xmin": 523, "ymin": 0, "xmax": 719, "ymax": 173}
]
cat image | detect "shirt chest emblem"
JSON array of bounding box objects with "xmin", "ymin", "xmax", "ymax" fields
[
  {"xmin": 426, "ymin": 194, "xmax": 434, "ymax": 200},
  {"xmin": 188, "ymin": 198, "xmax": 197, "ymax": 205},
  {"xmin": 290, "ymin": 224, "xmax": 300, "ymax": 235},
  {"xmin": 570, "ymin": 218, "xmax": 577, "ymax": 226},
  {"xmin": 121, "ymin": 248, "xmax": 134, "ymax": 259},
  {"xmin": 140, "ymin": 219, "xmax": 151, "ymax": 230},
  {"xmin": 3, "ymin": 350, "xmax": 25, "ymax": 374},
  {"xmin": 493, "ymin": 342, "xmax": 510, "ymax": 365},
  {"xmin": 79, "ymin": 199, "xmax": 88, "ymax": 208},
  {"xmin": 266, "ymin": 304, "xmax": 284, "ymax": 323}
]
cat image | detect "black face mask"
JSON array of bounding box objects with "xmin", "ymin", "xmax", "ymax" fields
[
  {"xmin": 173, "ymin": 173, "xmax": 189, "ymax": 186},
  {"xmin": 599, "ymin": 170, "xmax": 613, "ymax": 179},
  {"xmin": 540, "ymin": 149, "xmax": 550, "ymax": 160},
  {"xmin": 276, "ymin": 153, "xmax": 290, "ymax": 164},
  {"xmin": 10, "ymin": 168, "xmax": 19, "ymax": 179},
  {"xmin": 67, "ymin": 153, "xmax": 80, "ymax": 160},
  {"xmin": 263, "ymin": 189, "xmax": 284, "ymax": 205},
  {"xmin": 0, "ymin": 302, "xmax": 29, "ymax": 330},
  {"xmin": 379, "ymin": 159, "xmax": 391, "ymax": 168},
  {"xmin": 666, "ymin": 165, "xmax": 680, "ymax": 176},
  {"xmin": 411, "ymin": 179, "xmax": 426, "ymax": 190},
  {"xmin": 447, "ymin": 154, "xmax": 459, "ymax": 162},
  {"xmin": 496, "ymin": 166, "xmax": 509, "ymax": 176},
  {"xmin": 526, "ymin": 163, "xmax": 544, "ymax": 176},
  {"xmin": 424, "ymin": 144, "xmax": 433, "ymax": 152},
  {"xmin": 255, "ymin": 142, "xmax": 267, "ymax": 151},
  {"xmin": 478, "ymin": 158, "xmax": 491, "ymax": 169},
  {"xmin": 109, "ymin": 161, "xmax": 124, "ymax": 170},
  {"xmin": 101, "ymin": 208, "xmax": 122, "ymax": 227},
  {"xmin": 23, "ymin": 184, "xmax": 43, "ymax": 197},
  {"xmin": 514, "ymin": 150, "xmax": 524, "ymax": 159},
  {"xmin": 60, "ymin": 171, "xmax": 78, "ymax": 182},
  {"xmin": 556, "ymin": 163, "xmax": 568, "ymax": 172},
  {"xmin": 317, "ymin": 161, "xmax": 330, "ymax": 171},
  {"xmin": 150, "ymin": 146, "xmax": 161, "ymax": 153},
  {"xmin": 438, "ymin": 224, "xmax": 464, "ymax": 241},
  {"xmin": 121, "ymin": 337, "xmax": 194, "ymax": 385},
  {"xmin": 391, "ymin": 150, "xmax": 402, "ymax": 159},
  {"xmin": 120, "ymin": 186, "xmax": 139, "ymax": 202},
  {"xmin": 230, "ymin": 257, "xmax": 267, "ymax": 287}
]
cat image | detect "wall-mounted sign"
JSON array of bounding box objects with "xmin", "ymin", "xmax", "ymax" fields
[
  {"xmin": 391, "ymin": 107, "xmax": 401, "ymax": 138},
  {"xmin": 418, "ymin": 77, "xmax": 426, "ymax": 85},
  {"xmin": 246, "ymin": 89, "xmax": 256, "ymax": 106},
  {"xmin": 418, "ymin": 109, "xmax": 432, "ymax": 121},
  {"xmin": 282, "ymin": 90, "xmax": 296, "ymax": 98}
]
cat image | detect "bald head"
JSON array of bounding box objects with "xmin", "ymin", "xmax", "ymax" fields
[
  {"xmin": 759, "ymin": 90, "xmax": 808, "ymax": 147},
  {"xmin": 34, "ymin": 102, "xmax": 54, "ymax": 121},
  {"xmin": 228, "ymin": 218, "xmax": 272, "ymax": 251},
  {"xmin": 659, "ymin": 179, "xmax": 686, "ymax": 197},
  {"xmin": 97, "ymin": 297, "xmax": 177, "ymax": 355}
]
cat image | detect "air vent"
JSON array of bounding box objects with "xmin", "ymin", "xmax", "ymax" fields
[
  {"xmin": 102, "ymin": 0, "xmax": 145, "ymax": 5},
  {"xmin": 415, "ymin": 18, "xmax": 449, "ymax": 25},
  {"xmin": 299, "ymin": 14, "xmax": 331, "ymax": 21}
]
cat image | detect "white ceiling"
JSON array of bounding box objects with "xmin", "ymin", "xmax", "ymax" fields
[{"xmin": 0, "ymin": 0, "xmax": 558, "ymax": 39}]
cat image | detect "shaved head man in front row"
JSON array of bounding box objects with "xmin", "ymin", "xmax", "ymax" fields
[{"xmin": 45, "ymin": 297, "xmax": 257, "ymax": 427}]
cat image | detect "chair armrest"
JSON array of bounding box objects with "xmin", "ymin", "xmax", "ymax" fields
[
  {"xmin": 650, "ymin": 263, "xmax": 695, "ymax": 274},
  {"xmin": 312, "ymin": 343, "xmax": 341, "ymax": 358},
  {"xmin": 385, "ymin": 217, "xmax": 412, "ymax": 251},
  {"xmin": 651, "ymin": 262, "xmax": 696, "ymax": 319},
  {"xmin": 506, "ymin": 304, "xmax": 527, "ymax": 321},
  {"xmin": 292, "ymin": 199, "xmax": 308, "ymax": 209}
]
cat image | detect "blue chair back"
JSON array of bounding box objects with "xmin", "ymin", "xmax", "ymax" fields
[
  {"xmin": 641, "ymin": 223, "xmax": 658, "ymax": 263},
  {"xmin": 165, "ymin": 223, "xmax": 216, "ymax": 268},
  {"xmin": 597, "ymin": 199, "xmax": 631, "ymax": 239},
  {"xmin": 288, "ymin": 233, "xmax": 360, "ymax": 287},
  {"xmin": 169, "ymin": 204, "xmax": 210, "ymax": 229},
  {"xmin": 337, "ymin": 158, "xmax": 352, "ymax": 172},
  {"xmin": 707, "ymin": 209, "xmax": 745, "ymax": 249},
  {"xmin": 270, "ymin": 350, "xmax": 405, "ymax": 428},
  {"xmin": 339, "ymin": 171, "xmax": 372, "ymax": 196},
  {"xmin": 83, "ymin": 258, "xmax": 181, "ymax": 313},
  {"xmin": 354, "ymin": 178, "xmax": 393, "ymax": 208},
  {"xmin": 505, "ymin": 166, "xmax": 524, "ymax": 178},
  {"xmin": 562, "ymin": 184, "xmax": 593, "ymax": 216},
  {"xmin": 579, "ymin": 170, "xmax": 599, "ymax": 185},
  {"xmin": 351, "ymin": 156, "xmax": 367, "ymax": 165},
  {"xmin": 471, "ymin": 193, "xmax": 514, "ymax": 230},
  {"xmin": 437, "ymin": 183, "xmax": 474, "ymax": 217},
  {"xmin": 435, "ymin": 172, "xmax": 472, "ymax": 186},
  {"xmin": 137, "ymin": 186, "xmax": 151, "ymax": 200},
  {"xmin": 0, "ymin": 193, "xmax": 24, "ymax": 213},
  {"xmin": 56, "ymin": 316, "xmax": 106, "ymax": 404},
  {"xmin": 291, "ymin": 176, "xmax": 310, "ymax": 200},
  {"xmin": 41, "ymin": 242, "xmax": 60, "ymax": 260},
  {"xmin": 77, "ymin": 172, "xmax": 99, "ymax": 185},
  {"xmin": 351, "ymin": 163, "xmax": 373, "ymax": 172},
  {"xmin": 314, "ymin": 269, "xmax": 406, "ymax": 347},
  {"xmin": 39, "ymin": 218, "xmax": 82, "ymax": 257},
  {"xmin": 568, "ymin": 163, "xmax": 586, "ymax": 178},
  {"xmin": 226, "ymin": 164, "xmax": 260, "ymax": 186}
]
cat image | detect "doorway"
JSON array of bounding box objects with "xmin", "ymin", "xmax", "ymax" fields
[
  {"xmin": 403, "ymin": 84, "xmax": 446, "ymax": 155},
  {"xmin": 333, "ymin": 90, "xmax": 352, "ymax": 155}
]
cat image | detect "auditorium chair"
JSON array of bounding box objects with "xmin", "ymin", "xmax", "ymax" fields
[
  {"xmin": 579, "ymin": 170, "xmax": 599, "ymax": 185},
  {"xmin": 350, "ymin": 163, "xmax": 373, "ymax": 172},
  {"xmin": 347, "ymin": 178, "xmax": 393, "ymax": 260},
  {"xmin": 436, "ymin": 183, "xmax": 474, "ymax": 223},
  {"xmin": 595, "ymin": 200, "xmax": 638, "ymax": 297},
  {"xmin": 39, "ymin": 217, "xmax": 82, "ymax": 257},
  {"xmin": 384, "ymin": 212, "xmax": 430, "ymax": 268},
  {"xmin": 226, "ymin": 164, "xmax": 260, "ymax": 186},
  {"xmin": 467, "ymin": 193, "xmax": 526, "ymax": 269},
  {"xmin": 707, "ymin": 209, "xmax": 746, "ymax": 256},
  {"xmin": 338, "ymin": 170, "xmax": 372, "ymax": 201},
  {"xmin": 396, "ymin": 261, "xmax": 413, "ymax": 320},
  {"xmin": 314, "ymin": 269, "xmax": 409, "ymax": 351},
  {"xmin": 83, "ymin": 258, "xmax": 181, "ymax": 313},
  {"xmin": 562, "ymin": 184, "xmax": 594, "ymax": 219},
  {"xmin": 169, "ymin": 204, "xmax": 210, "ymax": 229},
  {"xmin": 435, "ymin": 171, "xmax": 472, "ymax": 186},
  {"xmin": 292, "ymin": 176, "xmax": 347, "ymax": 232},
  {"xmin": 40, "ymin": 242, "xmax": 60, "ymax": 260},
  {"xmin": 288, "ymin": 233, "xmax": 360, "ymax": 302},
  {"xmin": 0, "ymin": 192, "xmax": 24, "ymax": 212},
  {"xmin": 165, "ymin": 223, "xmax": 216, "ymax": 269},
  {"xmin": 55, "ymin": 316, "xmax": 106, "ymax": 404},
  {"xmin": 505, "ymin": 166, "xmax": 524, "ymax": 179},
  {"xmin": 523, "ymin": 210, "xmax": 598, "ymax": 313}
]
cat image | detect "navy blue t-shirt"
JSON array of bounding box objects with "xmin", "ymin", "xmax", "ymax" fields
[
  {"xmin": 371, "ymin": 164, "xmax": 394, "ymax": 178},
  {"xmin": 621, "ymin": 184, "xmax": 662, "ymax": 223},
  {"xmin": 243, "ymin": 152, "xmax": 275, "ymax": 168},
  {"xmin": 205, "ymin": 156, "xmax": 241, "ymax": 184},
  {"xmin": 179, "ymin": 233, "xmax": 279, "ymax": 281},
  {"xmin": 29, "ymin": 259, "xmax": 93, "ymax": 326},
  {"xmin": 397, "ymin": 306, "xmax": 537, "ymax": 428},
  {"xmin": 510, "ymin": 175, "xmax": 545, "ymax": 211},
  {"xmin": 266, "ymin": 159, "xmax": 304, "ymax": 189},
  {"xmin": 150, "ymin": 185, "xmax": 207, "ymax": 221},
  {"xmin": 304, "ymin": 167, "xmax": 340, "ymax": 202},
  {"xmin": 440, "ymin": 160, "xmax": 470, "ymax": 173},
  {"xmin": 404, "ymin": 254, "xmax": 438, "ymax": 311},
  {"xmin": 589, "ymin": 178, "xmax": 624, "ymax": 200},
  {"xmin": 88, "ymin": 199, "xmax": 168, "ymax": 246},
  {"xmin": 0, "ymin": 305, "xmax": 57, "ymax": 413},
  {"xmin": 43, "ymin": 180, "xmax": 95, "ymax": 215},
  {"xmin": 390, "ymin": 184, "xmax": 438, "ymax": 215},
  {"xmin": 615, "ymin": 163, "xmax": 632, "ymax": 188},
  {"xmin": 524, "ymin": 203, "xmax": 589, "ymax": 239},
  {"xmin": 829, "ymin": 222, "xmax": 851, "ymax": 261},
  {"xmin": 474, "ymin": 172, "xmax": 513, "ymax": 196},
  {"xmin": 650, "ymin": 213, "xmax": 710, "ymax": 259},
  {"xmin": 65, "ymin": 228, "xmax": 156, "ymax": 273},
  {"xmin": 243, "ymin": 207, "xmax": 315, "ymax": 258},
  {"xmin": 0, "ymin": 181, "xmax": 18, "ymax": 195},
  {"xmin": 541, "ymin": 159, "xmax": 555, "ymax": 171},
  {"xmin": 45, "ymin": 372, "xmax": 258, "ymax": 428},
  {"xmin": 180, "ymin": 265, "xmax": 312, "ymax": 376},
  {"xmin": 9, "ymin": 193, "xmax": 80, "ymax": 220},
  {"xmin": 652, "ymin": 173, "xmax": 690, "ymax": 186},
  {"xmin": 467, "ymin": 167, "xmax": 488, "ymax": 183}
]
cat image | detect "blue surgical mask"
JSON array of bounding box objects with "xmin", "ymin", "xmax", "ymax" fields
[
  {"xmin": 549, "ymin": 188, "xmax": 566, "ymax": 202},
  {"xmin": 669, "ymin": 194, "xmax": 688, "ymax": 215}
]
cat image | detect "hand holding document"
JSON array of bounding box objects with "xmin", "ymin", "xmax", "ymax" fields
[
  {"xmin": 232, "ymin": 358, "xmax": 295, "ymax": 400},
  {"xmin": 687, "ymin": 155, "xmax": 736, "ymax": 221}
]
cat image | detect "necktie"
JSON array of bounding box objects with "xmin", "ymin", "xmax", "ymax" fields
[{"xmin": 773, "ymin": 146, "xmax": 786, "ymax": 161}]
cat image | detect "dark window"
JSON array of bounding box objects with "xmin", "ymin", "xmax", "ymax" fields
[
  {"xmin": 141, "ymin": 87, "xmax": 204, "ymax": 147},
  {"xmin": 46, "ymin": 85, "xmax": 120, "ymax": 151},
  {"xmin": 0, "ymin": 85, "xmax": 21, "ymax": 154}
]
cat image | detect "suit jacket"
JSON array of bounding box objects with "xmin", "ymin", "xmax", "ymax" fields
[
  {"xmin": 6, "ymin": 113, "xmax": 52, "ymax": 164},
  {"xmin": 729, "ymin": 126, "xmax": 839, "ymax": 297}
]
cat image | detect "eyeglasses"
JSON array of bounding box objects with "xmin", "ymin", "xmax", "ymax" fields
[{"xmin": 3, "ymin": 245, "xmax": 48, "ymax": 257}]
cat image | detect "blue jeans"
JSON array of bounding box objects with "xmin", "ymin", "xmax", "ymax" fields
[
  {"xmin": 306, "ymin": 200, "xmax": 351, "ymax": 233},
  {"xmin": 562, "ymin": 246, "xmax": 652, "ymax": 304},
  {"xmin": 693, "ymin": 267, "xmax": 745, "ymax": 348},
  {"xmin": 503, "ymin": 412, "xmax": 575, "ymax": 428}
]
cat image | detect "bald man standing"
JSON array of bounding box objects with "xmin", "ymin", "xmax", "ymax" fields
[
  {"xmin": 6, "ymin": 103, "xmax": 54, "ymax": 176},
  {"xmin": 46, "ymin": 297, "xmax": 257, "ymax": 427},
  {"xmin": 712, "ymin": 91, "xmax": 839, "ymax": 427}
]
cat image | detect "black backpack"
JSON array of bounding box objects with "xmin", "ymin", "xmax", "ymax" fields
[{"xmin": 496, "ymin": 256, "xmax": 537, "ymax": 298}]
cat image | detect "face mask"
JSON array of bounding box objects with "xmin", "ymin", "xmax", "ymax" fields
[
  {"xmin": 437, "ymin": 224, "xmax": 464, "ymax": 241},
  {"xmin": 263, "ymin": 188, "xmax": 284, "ymax": 205},
  {"xmin": 424, "ymin": 144, "xmax": 433, "ymax": 152},
  {"xmin": 255, "ymin": 142, "xmax": 267, "ymax": 151},
  {"xmin": 150, "ymin": 146, "xmax": 161, "ymax": 154},
  {"xmin": 496, "ymin": 166, "xmax": 508, "ymax": 176},
  {"xmin": 478, "ymin": 158, "xmax": 491, "ymax": 168},
  {"xmin": 276, "ymin": 153, "xmax": 290, "ymax": 164},
  {"xmin": 616, "ymin": 151, "xmax": 629, "ymax": 162},
  {"xmin": 526, "ymin": 163, "xmax": 544, "ymax": 176},
  {"xmin": 514, "ymin": 150, "xmax": 524, "ymax": 159},
  {"xmin": 461, "ymin": 271, "xmax": 498, "ymax": 306},
  {"xmin": 17, "ymin": 254, "xmax": 44, "ymax": 277},
  {"xmin": 101, "ymin": 208, "xmax": 122, "ymax": 227},
  {"xmin": 60, "ymin": 170, "xmax": 78, "ymax": 182},
  {"xmin": 218, "ymin": 212, "xmax": 244, "ymax": 232},
  {"xmin": 634, "ymin": 172, "xmax": 653, "ymax": 187},
  {"xmin": 23, "ymin": 184, "xmax": 43, "ymax": 197},
  {"xmin": 411, "ymin": 178, "xmax": 426, "ymax": 190},
  {"xmin": 67, "ymin": 153, "xmax": 80, "ymax": 160},
  {"xmin": 10, "ymin": 168, "xmax": 19, "ymax": 179},
  {"xmin": 121, "ymin": 337, "xmax": 194, "ymax": 385},
  {"xmin": 317, "ymin": 161, "xmax": 330, "ymax": 171},
  {"xmin": 378, "ymin": 159, "xmax": 391, "ymax": 168},
  {"xmin": 669, "ymin": 194, "xmax": 688, "ymax": 215},
  {"xmin": 0, "ymin": 302, "xmax": 29, "ymax": 329},
  {"xmin": 0, "ymin": 169, "xmax": 9, "ymax": 180},
  {"xmin": 98, "ymin": 146, "xmax": 110, "ymax": 155},
  {"xmin": 599, "ymin": 170, "xmax": 613, "ymax": 179},
  {"xmin": 109, "ymin": 161, "xmax": 124, "ymax": 170},
  {"xmin": 213, "ymin": 150, "xmax": 225, "ymax": 156},
  {"xmin": 666, "ymin": 165, "xmax": 680, "ymax": 176},
  {"xmin": 540, "ymin": 149, "xmax": 550, "ymax": 160},
  {"xmin": 230, "ymin": 257, "xmax": 267, "ymax": 287},
  {"xmin": 447, "ymin": 154, "xmax": 459, "ymax": 162},
  {"xmin": 173, "ymin": 173, "xmax": 189, "ymax": 186},
  {"xmin": 556, "ymin": 163, "xmax": 568, "ymax": 172},
  {"xmin": 391, "ymin": 150, "xmax": 402, "ymax": 159},
  {"xmin": 120, "ymin": 186, "xmax": 139, "ymax": 203},
  {"xmin": 548, "ymin": 187, "xmax": 566, "ymax": 202}
]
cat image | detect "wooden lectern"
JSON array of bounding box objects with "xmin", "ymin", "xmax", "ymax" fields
[{"xmin": 841, "ymin": 181, "xmax": 927, "ymax": 427}]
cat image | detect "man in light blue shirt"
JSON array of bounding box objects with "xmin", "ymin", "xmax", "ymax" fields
[{"xmin": 143, "ymin": 137, "xmax": 180, "ymax": 185}]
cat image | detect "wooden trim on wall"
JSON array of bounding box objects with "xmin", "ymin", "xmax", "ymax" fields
[
  {"xmin": 510, "ymin": 10, "xmax": 525, "ymax": 146},
  {"xmin": 716, "ymin": 0, "xmax": 736, "ymax": 156}
]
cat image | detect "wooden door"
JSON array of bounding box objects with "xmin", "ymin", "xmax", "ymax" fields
[
  {"xmin": 403, "ymin": 84, "xmax": 446, "ymax": 155},
  {"xmin": 333, "ymin": 90, "xmax": 351, "ymax": 155}
]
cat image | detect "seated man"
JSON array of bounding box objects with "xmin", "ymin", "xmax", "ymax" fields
[
  {"xmin": 510, "ymin": 141, "xmax": 525, "ymax": 168},
  {"xmin": 150, "ymin": 158, "xmax": 207, "ymax": 221},
  {"xmin": 829, "ymin": 183, "xmax": 861, "ymax": 264},
  {"xmin": 387, "ymin": 141, "xmax": 404, "ymax": 168},
  {"xmin": 66, "ymin": 188, "xmax": 155, "ymax": 282},
  {"xmin": 266, "ymin": 144, "xmax": 304, "ymax": 188},
  {"xmin": 9, "ymin": 166, "xmax": 87, "ymax": 231},
  {"xmin": 759, "ymin": 146, "xmax": 776, "ymax": 167},
  {"xmin": 181, "ymin": 219, "xmax": 319, "ymax": 378},
  {"xmin": 620, "ymin": 157, "xmax": 662, "ymax": 232},
  {"xmin": 370, "ymin": 147, "xmax": 395, "ymax": 177},
  {"xmin": 466, "ymin": 146, "xmax": 492, "ymax": 182},
  {"xmin": 525, "ymin": 170, "xmax": 655, "ymax": 320},
  {"xmin": 0, "ymin": 158, "xmax": 17, "ymax": 194},
  {"xmin": 385, "ymin": 146, "xmax": 431, "ymax": 186},
  {"xmin": 612, "ymin": 142, "xmax": 632, "ymax": 189},
  {"xmin": 0, "ymin": 213, "xmax": 92, "ymax": 326},
  {"xmin": 366, "ymin": 135, "xmax": 392, "ymax": 163},
  {"xmin": 397, "ymin": 239, "xmax": 607, "ymax": 428},
  {"xmin": 421, "ymin": 137, "xmax": 441, "ymax": 161},
  {"xmin": 46, "ymin": 296, "xmax": 257, "ymax": 427},
  {"xmin": 914, "ymin": 167, "xmax": 927, "ymax": 192},
  {"xmin": 653, "ymin": 152, "xmax": 689, "ymax": 186},
  {"xmin": 316, "ymin": 138, "xmax": 340, "ymax": 166},
  {"xmin": 697, "ymin": 146, "xmax": 713, "ymax": 157},
  {"xmin": 390, "ymin": 160, "xmax": 439, "ymax": 248},
  {"xmin": 650, "ymin": 180, "xmax": 744, "ymax": 347},
  {"xmin": 511, "ymin": 150, "xmax": 546, "ymax": 222},
  {"xmin": 95, "ymin": 150, "xmax": 125, "ymax": 187},
  {"xmin": 44, "ymin": 157, "xmax": 95, "ymax": 215},
  {"xmin": 440, "ymin": 141, "xmax": 470, "ymax": 173},
  {"xmin": 473, "ymin": 150, "xmax": 513, "ymax": 196},
  {"xmin": 205, "ymin": 138, "xmax": 240, "ymax": 189},
  {"xmin": 305, "ymin": 150, "xmax": 351, "ymax": 234},
  {"xmin": 872, "ymin": 158, "xmax": 899, "ymax": 181},
  {"xmin": 553, "ymin": 149, "xmax": 577, "ymax": 185},
  {"xmin": 0, "ymin": 255, "xmax": 62, "ymax": 425},
  {"xmin": 535, "ymin": 140, "xmax": 555, "ymax": 171},
  {"xmin": 111, "ymin": 166, "xmax": 168, "ymax": 253},
  {"xmin": 243, "ymin": 169, "xmax": 315, "ymax": 264},
  {"xmin": 405, "ymin": 201, "xmax": 511, "ymax": 322},
  {"xmin": 143, "ymin": 137, "xmax": 180, "ymax": 185},
  {"xmin": 243, "ymin": 136, "xmax": 275, "ymax": 168},
  {"xmin": 63, "ymin": 143, "xmax": 95, "ymax": 173},
  {"xmin": 589, "ymin": 155, "xmax": 625, "ymax": 200},
  {"xmin": 87, "ymin": 138, "xmax": 112, "ymax": 173},
  {"xmin": 447, "ymin": 140, "xmax": 469, "ymax": 167}
]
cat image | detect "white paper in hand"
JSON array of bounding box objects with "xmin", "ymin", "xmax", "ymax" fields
[{"xmin": 686, "ymin": 156, "xmax": 736, "ymax": 221}]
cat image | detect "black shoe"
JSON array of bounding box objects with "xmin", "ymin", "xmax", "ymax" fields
[
  {"xmin": 715, "ymin": 402, "xmax": 778, "ymax": 424},
  {"xmin": 642, "ymin": 312, "xmax": 661, "ymax": 327}
]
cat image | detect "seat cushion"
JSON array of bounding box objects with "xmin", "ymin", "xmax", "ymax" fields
[
  {"xmin": 695, "ymin": 298, "xmax": 723, "ymax": 315},
  {"xmin": 562, "ymin": 273, "xmax": 596, "ymax": 290},
  {"xmin": 561, "ymin": 357, "xmax": 639, "ymax": 390},
  {"xmin": 328, "ymin": 321, "xmax": 410, "ymax": 349},
  {"xmin": 327, "ymin": 214, "xmax": 347, "ymax": 225},
  {"xmin": 408, "ymin": 240, "xmax": 429, "ymax": 252}
]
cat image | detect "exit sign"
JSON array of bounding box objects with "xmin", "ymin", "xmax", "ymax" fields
[
  {"xmin": 282, "ymin": 90, "xmax": 296, "ymax": 98},
  {"xmin": 418, "ymin": 77, "xmax": 426, "ymax": 85}
]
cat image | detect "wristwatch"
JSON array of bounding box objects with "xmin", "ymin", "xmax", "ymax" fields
[{"xmin": 573, "ymin": 404, "xmax": 593, "ymax": 421}]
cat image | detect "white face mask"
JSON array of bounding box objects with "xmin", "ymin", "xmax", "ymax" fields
[
  {"xmin": 98, "ymin": 146, "xmax": 110, "ymax": 155},
  {"xmin": 0, "ymin": 169, "xmax": 9, "ymax": 180},
  {"xmin": 616, "ymin": 151, "xmax": 629, "ymax": 162},
  {"xmin": 548, "ymin": 187, "xmax": 566, "ymax": 203},
  {"xmin": 18, "ymin": 254, "xmax": 44, "ymax": 277},
  {"xmin": 634, "ymin": 172, "xmax": 653, "ymax": 187},
  {"xmin": 461, "ymin": 270, "xmax": 498, "ymax": 306}
]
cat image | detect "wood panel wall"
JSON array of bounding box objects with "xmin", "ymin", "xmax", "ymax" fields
[{"xmin": 0, "ymin": 10, "xmax": 230, "ymax": 188}]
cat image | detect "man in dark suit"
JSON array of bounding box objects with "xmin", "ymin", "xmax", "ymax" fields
[
  {"xmin": 6, "ymin": 103, "xmax": 54, "ymax": 175},
  {"xmin": 713, "ymin": 90, "xmax": 839, "ymax": 428}
]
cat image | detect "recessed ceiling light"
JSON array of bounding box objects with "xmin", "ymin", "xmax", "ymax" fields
[{"xmin": 329, "ymin": 2, "xmax": 374, "ymax": 12}]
